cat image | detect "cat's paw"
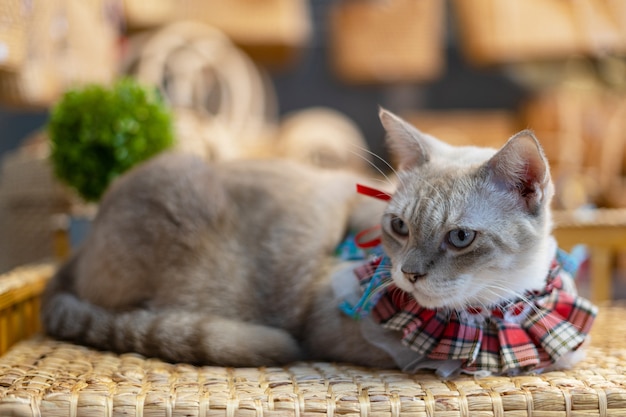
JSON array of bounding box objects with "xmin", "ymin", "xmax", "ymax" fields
[
  {"xmin": 198, "ymin": 320, "xmax": 303, "ymax": 367},
  {"xmin": 241, "ymin": 326, "xmax": 303, "ymax": 366}
]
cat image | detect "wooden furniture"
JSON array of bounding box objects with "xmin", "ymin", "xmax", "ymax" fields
[
  {"xmin": 122, "ymin": 0, "xmax": 311, "ymax": 68},
  {"xmin": 453, "ymin": 0, "xmax": 626, "ymax": 66},
  {"xmin": 0, "ymin": 265, "xmax": 51, "ymax": 356},
  {"xmin": 404, "ymin": 110, "xmax": 520, "ymax": 150},
  {"xmin": 1, "ymin": 265, "xmax": 626, "ymax": 416},
  {"xmin": 328, "ymin": 0, "xmax": 445, "ymax": 84},
  {"xmin": 554, "ymin": 209, "xmax": 626, "ymax": 303}
]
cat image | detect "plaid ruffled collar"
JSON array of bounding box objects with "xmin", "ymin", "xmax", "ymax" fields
[{"xmin": 339, "ymin": 248, "xmax": 597, "ymax": 374}]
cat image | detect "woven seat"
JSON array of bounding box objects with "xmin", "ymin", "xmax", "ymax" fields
[{"xmin": 1, "ymin": 266, "xmax": 626, "ymax": 416}]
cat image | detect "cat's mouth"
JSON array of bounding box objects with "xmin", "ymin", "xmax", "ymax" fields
[
  {"xmin": 404, "ymin": 275, "xmax": 530, "ymax": 311},
  {"xmin": 393, "ymin": 269, "xmax": 481, "ymax": 310},
  {"xmin": 409, "ymin": 287, "xmax": 474, "ymax": 310}
]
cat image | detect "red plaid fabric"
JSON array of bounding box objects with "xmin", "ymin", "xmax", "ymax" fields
[{"xmin": 353, "ymin": 258, "xmax": 598, "ymax": 374}]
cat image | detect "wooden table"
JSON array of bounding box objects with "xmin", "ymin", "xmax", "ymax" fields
[{"xmin": 553, "ymin": 209, "xmax": 626, "ymax": 303}]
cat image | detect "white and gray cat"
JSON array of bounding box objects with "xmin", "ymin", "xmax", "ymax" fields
[{"xmin": 42, "ymin": 109, "xmax": 579, "ymax": 372}]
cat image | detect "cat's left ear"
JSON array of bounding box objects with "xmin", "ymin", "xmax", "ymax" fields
[
  {"xmin": 379, "ymin": 108, "xmax": 431, "ymax": 171},
  {"xmin": 486, "ymin": 130, "xmax": 553, "ymax": 214}
]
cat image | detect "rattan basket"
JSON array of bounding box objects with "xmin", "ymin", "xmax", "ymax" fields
[
  {"xmin": 1, "ymin": 264, "xmax": 625, "ymax": 416},
  {"xmin": 0, "ymin": 0, "xmax": 119, "ymax": 108},
  {"xmin": 0, "ymin": 264, "xmax": 53, "ymax": 355},
  {"xmin": 124, "ymin": 21, "xmax": 278, "ymax": 162}
]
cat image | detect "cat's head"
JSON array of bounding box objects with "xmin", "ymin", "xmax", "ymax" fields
[{"xmin": 379, "ymin": 109, "xmax": 555, "ymax": 310}]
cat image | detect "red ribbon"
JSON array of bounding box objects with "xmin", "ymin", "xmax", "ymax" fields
[
  {"xmin": 356, "ymin": 184, "xmax": 392, "ymax": 201},
  {"xmin": 354, "ymin": 184, "xmax": 391, "ymax": 249},
  {"xmin": 353, "ymin": 184, "xmax": 392, "ymax": 248},
  {"xmin": 355, "ymin": 226, "xmax": 382, "ymax": 248}
]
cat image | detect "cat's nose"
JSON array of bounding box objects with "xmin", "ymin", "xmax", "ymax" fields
[{"xmin": 402, "ymin": 270, "xmax": 427, "ymax": 283}]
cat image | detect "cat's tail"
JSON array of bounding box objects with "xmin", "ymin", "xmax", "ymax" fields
[
  {"xmin": 40, "ymin": 259, "xmax": 301, "ymax": 366},
  {"xmin": 40, "ymin": 255, "xmax": 126, "ymax": 354}
]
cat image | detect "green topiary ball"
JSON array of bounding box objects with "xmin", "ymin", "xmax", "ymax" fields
[{"xmin": 48, "ymin": 79, "xmax": 175, "ymax": 202}]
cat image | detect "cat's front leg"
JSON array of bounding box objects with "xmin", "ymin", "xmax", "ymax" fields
[
  {"xmin": 301, "ymin": 264, "xmax": 397, "ymax": 369},
  {"xmin": 196, "ymin": 317, "xmax": 303, "ymax": 366}
]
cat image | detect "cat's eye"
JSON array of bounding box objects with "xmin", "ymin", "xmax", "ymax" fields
[
  {"xmin": 447, "ymin": 228, "xmax": 476, "ymax": 249},
  {"xmin": 390, "ymin": 216, "xmax": 409, "ymax": 237}
]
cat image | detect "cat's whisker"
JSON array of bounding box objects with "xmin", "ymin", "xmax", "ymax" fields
[
  {"xmin": 348, "ymin": 144, "xmax": 396, "ymax": 175},
  {"xmin": 381, "ymin": 284, "xmax": 411, "ymax": 309},
  {"xmin": 482, "ymin": 283, "xmax": 555, "ymax": 337},
  {"xmin": 511, "ymin": 292, "xmax": 555, "ymax": 336},
  {"xmin": 482, "ymin": 284, "xmax": 529, "ymax": 308},
  {"xmin": 369, "ymin": 261, "xmax": 393, "ymax": 270},
  {"xmin": 411, "ymin": 177, "xmax": 436, "ymax": 197},
  {"xmin": 347, "ymin": 145, "xmax": 397, "ymax": 189},
  {"xmin": 368, "ymin": 277, "xmax": 395, "ymax": 298},
  {"xmin": 364, "ymin": 177, "xmax": 398, "ymax": 189}
]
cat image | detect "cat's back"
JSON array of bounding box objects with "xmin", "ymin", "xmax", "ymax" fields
[
  {"xmin": 73, "ymin": 153, "xmax": 361, "ymax": 310},
  {"xmin": 213, "ymin": 158, "xmax": 366, "ymax": 276},
  {"xmin": 216, "ymin": 158, "xmax": 361, "ymax": 237}
]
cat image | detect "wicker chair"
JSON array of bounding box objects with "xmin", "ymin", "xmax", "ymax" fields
[{"xmin": 1, "ymin": 264, "xmax": 626, "ymax": 416}]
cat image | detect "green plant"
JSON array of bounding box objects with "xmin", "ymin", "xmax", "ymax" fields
[{"xmin": 48, "ymin": 79, "xmax": 174, "ymax": 202}]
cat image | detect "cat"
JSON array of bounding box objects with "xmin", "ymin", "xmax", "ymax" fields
[{"xmin": 41, "ymin": 109, "xmax": 594, "ymax": 375}]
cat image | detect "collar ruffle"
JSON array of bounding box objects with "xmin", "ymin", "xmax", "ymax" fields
[{"xmin": 340, "ymin": 249, "xmax": 598, "ymax": 374}]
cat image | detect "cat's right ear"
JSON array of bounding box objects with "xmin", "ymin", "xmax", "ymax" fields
[
  {"xmin": 486, "ymin": 130, "xmax": 553, "ymax": 214},
  {"xmin": 379, "ymin": 108, "xmax": 430, "ymax": 171}
]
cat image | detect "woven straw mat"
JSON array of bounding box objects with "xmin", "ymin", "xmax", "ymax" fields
[{"xmin": 1, "ymin": 304, "xmax": 625, "ymax": 416}]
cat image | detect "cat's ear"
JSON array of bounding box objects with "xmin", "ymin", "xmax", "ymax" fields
[
  {"xmin": 486, "ymin": 130, "xmax": 553, "ymax": 213},
  {"xmin": 379, "ymin": 108, "xmax": 430, "ymax": 170}
]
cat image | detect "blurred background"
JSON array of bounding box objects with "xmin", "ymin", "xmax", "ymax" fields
[{"xmin": 0, "ymin": 0, "xmax": 625, "ymax": 300}]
